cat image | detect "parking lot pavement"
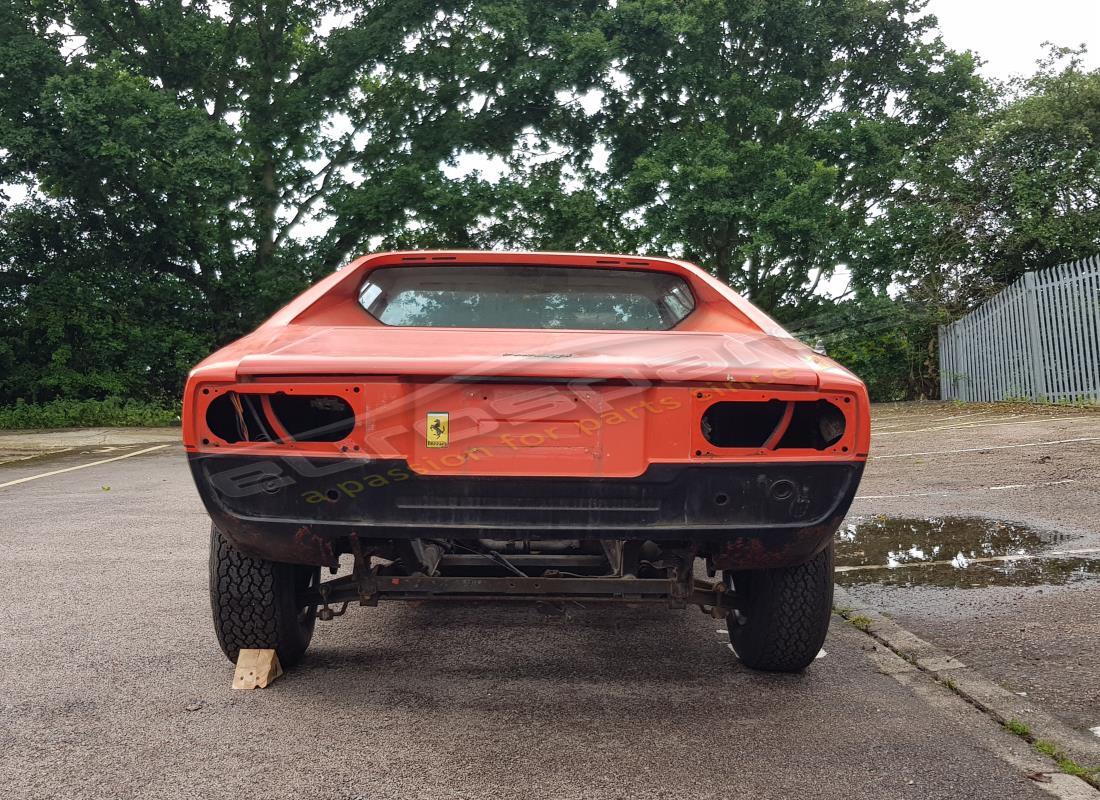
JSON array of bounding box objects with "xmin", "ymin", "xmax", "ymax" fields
[
  {"xmin": 0, "ymin": 415, "xmax": 1097, "ymax": 799},
  {"xmin": 844, "ymin": 402, "xmax": 1100, "ymax": 736},
  {"xmin": 858, "ymin": 402, "xmax": 1100, "ymax": 535},
  {"xmin": 0, "ymin": 427, "xmax": 178, "ymax": 462}
]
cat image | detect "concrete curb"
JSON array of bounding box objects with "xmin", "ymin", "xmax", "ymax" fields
[{"xmin": 835, "ymin": 586, "xmax": 1100, "ymax": 777}]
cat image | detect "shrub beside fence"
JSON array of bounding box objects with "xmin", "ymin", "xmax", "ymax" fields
[{"xmin": 939, "ymin": 255, "xmax": 1100, "ymax": 403}]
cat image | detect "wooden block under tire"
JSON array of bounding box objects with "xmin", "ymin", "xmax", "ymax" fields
[{"xmin": 232, "ymin": 648, "xmax": 283, "ymax": 690}]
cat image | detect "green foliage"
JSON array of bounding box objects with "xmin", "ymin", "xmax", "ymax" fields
[
  {"xmin": 847, "ymin": 615, "xmax": 872, "ymax": 632},
  {"xmin": 1033, "ymin": 740, "xmax": 1100, "ymax": 786},
  {"xmin": 0, "ymin": 0, "xmax": 608, "ymax": 407},
  {"xmin": 0, "ymin": 398, "xmax": 179, "ymax": 429},
  {"xmin": 863, "ymin": 47, "xmax": 1100, "ymax": 305},
  {"xmin": 0, "ymin": 201, "xmax": 215, "ymax": 403},
  {"xmin": 596, "ymin": 0, "xmax": 984, "ymax": 311},
  {"xmin": 970, "ymin": 52, "xmax": 1100, "ymax": 283},
  {"xmin": 0, "ymin": 2, "xmax": 1096, "ymax": 412},
  {"xmin": 789, "ymin": 295, "xmax": 949, "ymax": 401}
]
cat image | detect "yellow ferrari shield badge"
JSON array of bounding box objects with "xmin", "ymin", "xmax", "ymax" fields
[{"xmin": 426, "ymin": 412, "xmax": 449, "ymax": 448}]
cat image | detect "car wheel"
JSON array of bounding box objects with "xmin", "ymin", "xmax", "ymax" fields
[
  {"xmin": 209, "ymin": 523, "xmax": 320, "ymax": 668},
  {"xmin": 724, "ymin": 542, "xmax": 833, "ymax": 673}
]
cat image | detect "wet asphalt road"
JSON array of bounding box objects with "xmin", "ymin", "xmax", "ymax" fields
[
  {"xmin": 841, "ymin": 403, "xmax": 1100, "ymax": 735},
  {"xmin": 0, "ymin": 409, "xmax": 1096, "ymax": 799}
]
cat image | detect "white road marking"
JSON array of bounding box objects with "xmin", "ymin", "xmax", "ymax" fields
[
  {"xmin": 835, "ymin": 547, "xmax": 1100, "ymax": 573},
  {"xmin": 0, "ymin": 445, "xmax": 172, "ymax": 490},
  {"xmin": 934, "ymin": 411, "xmax": 999, "ymax": 421},
  {"xmin": 1090, "ymin": 726, "xmax": 1100, "ymax": 739},
  {"xmin": 870, "ymin": 411, "xmax": 996, "ymax": 429},
  {"xmin": 854, "ymin": 479, "xmax": 1078, "ymax": 501},
  {"xmin": 987, "ymin": 481, "xmax": 1072, "ymax": 491},
  {"xmin": 873, "ymin": 415, "xmax": 1084, "ymax": 436},
  {"xmin": 870, "ymin": 437, "xmax": 1100, "ymax": 460}
]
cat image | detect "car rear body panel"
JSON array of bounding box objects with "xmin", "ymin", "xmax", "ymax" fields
[
  {"xmin": 187, "ymin": 379, "xmax": 865, "ymax": 475},
  {"xmin": 231, "ymin": 327, "xmax": 825, "ymax": 386},
  {"xmin": 183, "ymin": 250, "xmax": 870, "ymax": 572}
]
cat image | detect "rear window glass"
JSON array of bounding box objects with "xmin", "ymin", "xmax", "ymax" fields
[{"xmin": 357, "ymin": 265, "xmax": 695, "ymax": 330}]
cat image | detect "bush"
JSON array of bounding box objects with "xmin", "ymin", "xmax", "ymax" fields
[
  {"xmin": 789, "ymin": 295, "xmax": 948, "ymax": 402},
  {"xmin": 0, "ymin": 398, "xmax": 180, "ymax": 429}
]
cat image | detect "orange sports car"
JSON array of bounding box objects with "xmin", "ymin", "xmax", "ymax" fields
[{"xmin": 184, "ymin": 251, "xmax": 869, "ymax": 672}]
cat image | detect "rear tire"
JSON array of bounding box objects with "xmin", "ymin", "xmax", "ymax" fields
[
  {"xmin": 209, "ymin": 524, "xmax": 319, "ymax": 667},
  {"xmin": 724, "ymin": 543, "xmax": 834, "ymax": 673}
]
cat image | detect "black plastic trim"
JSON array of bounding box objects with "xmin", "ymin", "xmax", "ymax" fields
[{"xmin": 187, "ymin": 454, "xmax": 864, "ymax": 568}]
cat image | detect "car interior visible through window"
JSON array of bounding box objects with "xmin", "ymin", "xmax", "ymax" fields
[{"xmin": 357, "ymin": 265, "xmax": 696, "ymax": 330}]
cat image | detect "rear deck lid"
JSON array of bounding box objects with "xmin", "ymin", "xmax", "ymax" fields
[{"xmin": 235, "ymin": 327, "xmax": 822, "ymax": 387}]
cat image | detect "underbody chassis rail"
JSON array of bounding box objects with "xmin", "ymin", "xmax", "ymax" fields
[{"xmin": 300, "ymin": 562, "xmax": 738, "ymax": 619}]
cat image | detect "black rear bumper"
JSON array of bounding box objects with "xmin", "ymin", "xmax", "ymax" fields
[{"xmin": 187, "ymin": 454, "xmax": 864, "ymax": 569}]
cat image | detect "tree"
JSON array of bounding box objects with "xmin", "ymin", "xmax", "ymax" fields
[
  {"xmin": 591, "ymin": 0, "xmax": 984, "ymax": 315},
  {"xmin": 0, "ymin": 201, "xmax": 210, "ymax": 402},
  {"xmin": 788, "ymin": 294, "xmax": 947, "ymax": 401},
  {"xmin": 869, "ymin": 46, "xmax": 1100, "ymax": 308},
  {"xmin": 0, "ymin": 0, "xmax": 606, "ymax": 402}
]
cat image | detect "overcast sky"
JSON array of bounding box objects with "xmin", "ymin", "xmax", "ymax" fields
[{"xmin": 925, "ymin": 0, "xmax": 1100, "ymax": 79}]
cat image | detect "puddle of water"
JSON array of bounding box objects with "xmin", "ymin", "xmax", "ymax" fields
[
  {"xmin": 835, "ymin": 516, "xmax": 1100, "ymax": 589},
  {"xmin": 836, "ymin": 516, "xmax": 1072, "ymax": 567}
]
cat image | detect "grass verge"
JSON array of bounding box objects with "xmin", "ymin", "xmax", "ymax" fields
[
  {"xmin": 835, "ymin": 601, "xmax": 1100, "ymax": 790},
  {"xmin": 847, "ymin": 614, "xmax": 873, "ymax": 632},
  {"xmin": 1003, "ymin": 720, "xmax": 1100, "ymax": 787},
  {"xmin": 0, "ymin": 399, "xmax": 180, "ymax": 429}
]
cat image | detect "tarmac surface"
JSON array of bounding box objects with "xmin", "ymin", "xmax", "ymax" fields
[
  {"xmin": 1, "ymin": 404, "xmax": 1098, "ymax": 799},
  {"xmin": 841, "ymin": 402, "xmax": 1100, "ymax": 736}
]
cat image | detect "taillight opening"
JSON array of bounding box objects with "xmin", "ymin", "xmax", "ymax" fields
[
  {"xmin": 701, "ymin": 399, "xmax": 846, "ymax": 452},
  {"xmin": 701, "ymin": 400, "xmax": 788, "ymax": 447},
  {"xmin": 206, "ymin": 393, "xmax": 256, "ymax": 443},
  {"xmin": 775, "ymin": 400, "xmax": 846, "ymax": 450},
  {"xmin": 204, "ymin": 391, "xmax": 354, "ymax": 444},
  {"xmin": 267, "ymin": 393, "xmax": 354, "ymax": 442}
]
